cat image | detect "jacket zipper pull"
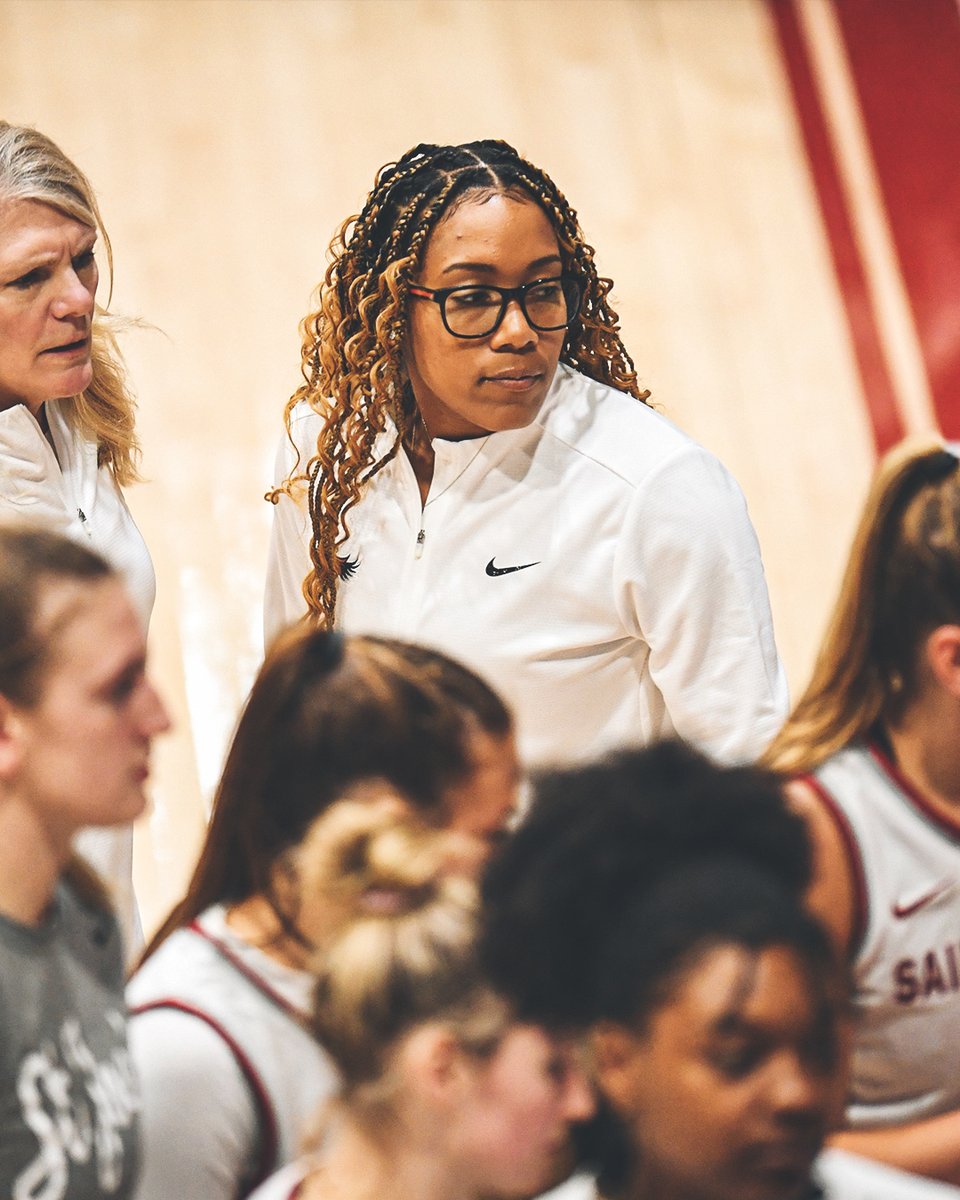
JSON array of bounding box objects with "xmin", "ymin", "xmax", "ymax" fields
[
  {"xmin": 415, "ymin": 528, "xmax": 426, "ymax": 559},
  {"xmin": 77, "ymin": 508, "xmax": 87, "ymax": 524}
]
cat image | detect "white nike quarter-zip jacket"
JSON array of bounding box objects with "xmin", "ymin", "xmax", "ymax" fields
[{"xmin": 265, "ymin": 364, "xmax": 787, "ymax": 768}]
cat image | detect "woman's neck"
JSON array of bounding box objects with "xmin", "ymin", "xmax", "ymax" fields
[
  {"xmin": 225, "ymin": 893, "xmax": 311, "ymax": 969},
  {"xmin": 0, "ymin": 794, "xmax": 66, "ymax": 925},
  {"xmin": 33, "ymin": 402, "xmax": 61, "ymax": 463},
  {"xmin": 300, "ymin": 1116, "xmax": 472, "ymax": 1200},
  {"xmin": 402, "ymin": 410, "xmax": 435, "ymax": 507},
  {"xmin": 884, "ymin": 693, "xmax": 960, "ymax": 814}
]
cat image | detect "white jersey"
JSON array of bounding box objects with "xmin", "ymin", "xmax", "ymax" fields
[
  {"xmin": 536, "ymin": 1156, "xmax": 960, "ymax": 1200},
  {"xmin": 266, "ymin": 365, "xmax": 787, "ymax": 768},
  {"xmin": 127, "ymin": 906, "xmax": 338, "ymax": 1200},
  {"xmin": 0, "ymin": 398, "xmax": 156, "ymax": 959},
  {"xmin": 808, "ymin": 742, "xmax": 960, "ymax": 1128},
  {"xmin": 247, "ymin": 1160, "xmax": 308, "ymax": 1200}
]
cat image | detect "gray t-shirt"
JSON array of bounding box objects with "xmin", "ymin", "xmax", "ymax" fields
[{"xmin": 0, "ymin": 879, "xmax": 139, "ymax": 1199}]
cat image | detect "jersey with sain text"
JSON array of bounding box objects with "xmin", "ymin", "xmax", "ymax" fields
[{"xmin": 807, "ymin": 742, "xmax": 960, "ymax": 1128}]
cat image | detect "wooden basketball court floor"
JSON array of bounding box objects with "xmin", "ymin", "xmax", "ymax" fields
[{"xmin": 1, "ymin": 0, "xmax": 937, "ymax": 934}]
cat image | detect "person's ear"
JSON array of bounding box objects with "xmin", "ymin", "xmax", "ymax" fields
[
  {"xmin": 0, "ymin": 696, "xmax": 25, "ymax": 781},
  {"xmin": 402, "ymin": 1024, "xmax": 471, "ymax": 1103},
  {"xmin": 590, "ymin": 1022, "xmax": 642, "ymax": 1114},
  {"xmin": 924, "ymin": 625, "xmax": 960, "ymax": 698}
]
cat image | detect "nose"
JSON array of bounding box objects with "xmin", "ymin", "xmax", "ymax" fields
[
  {"xmin": 490, "ymin": 297, "xmax": 536, "ymax": 350},
  {"xmin": 561, "ymin": 1059, "xmax": 597, "ymax": 1123},
  {"xmin": 138, "ymin": 679, "xmax": 173, "ymax": 738},
  {"xmin": 769, "ymin": 1054, "xmax": 827, "ymax": 1122},
  {"xmin": 51, "ymin": 267, "xmax": 96, "ymax": 321}
]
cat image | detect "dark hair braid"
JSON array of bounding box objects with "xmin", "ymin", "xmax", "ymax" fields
[{"xmin": 270, "ymin": 139, "xmax": 649, "ymax": 628}]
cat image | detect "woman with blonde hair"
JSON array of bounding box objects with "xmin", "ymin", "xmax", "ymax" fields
[
  {"xmin": 763, "ymin": 438, "xmax": 960, "ymax": 1184},
  {"xmin": 0, "ymin": 121, "xmax": 155, "ymax": 949},
  {"xmin": 249, "ymin": 797, "xmax": 595, "ymax": 1200},
  {"xmin": 0, "ymin": 526, "xmax": 169, "ymax": 1198},
  {"xmin": 266, "ymin": 139, "xmax": 786, "ymax": 768},
  {"xmin": 128, "ymin": 628, "xmax": 521, "ymax": 1200}
]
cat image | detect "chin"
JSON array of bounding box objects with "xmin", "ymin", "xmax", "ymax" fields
[
  {"xmin": 489, "ymin": 405, "xmax": 543, "ymax": 434},
  {"xmin": 51, "ymin": 364, "xmax": 94, "ymax": 402},
  {"xmin": 108, "ymin": 789, "xmax": 149, "ymax": 824}
]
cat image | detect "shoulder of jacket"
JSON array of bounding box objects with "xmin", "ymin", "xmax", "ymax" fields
[{"xmin": 540, "ymin": 366, "xmax": 715, "ymax": 488}]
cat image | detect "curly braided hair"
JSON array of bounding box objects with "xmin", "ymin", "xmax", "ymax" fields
[{"xmin": 269, "ymin": 140, "xmax": 649, "ymax": 628}]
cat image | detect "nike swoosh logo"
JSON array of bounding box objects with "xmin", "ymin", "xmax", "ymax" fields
[
  {"xmin": 891, "ymin": 880, "xmax": 956, "ymax": 919},
  {"xmin": 485, "ymin": 557, "xmax": 540, "ymax": 577}
]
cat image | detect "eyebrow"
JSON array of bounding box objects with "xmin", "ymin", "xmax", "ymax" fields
[
  {"xmin": 2, "ymin": 231, "xmax": 98, "ymax": 273},
  {"xmin": 441, "ymin": 253, "xmax": 563, "ymax": 277}
]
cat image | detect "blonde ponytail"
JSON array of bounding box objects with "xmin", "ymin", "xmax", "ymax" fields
[{"xmin": 297, "ymin": 797, "xmax": 508, "ymax": 1101}]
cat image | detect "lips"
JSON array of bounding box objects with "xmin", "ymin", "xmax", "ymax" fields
[
  {"xmin": 481, "ymin": 368, "xmax": 546, "ymax": 392},
  {"xmin": 483, "ymin": 369, "xmax": 543, "ymax": 382},
  {"xmin": 42, "ymin": 336, "xmax": 89, "ymax": 355},
  {"xmin": 743, "ymin": 1136, "xmax": 820, "ymax": 1178}
]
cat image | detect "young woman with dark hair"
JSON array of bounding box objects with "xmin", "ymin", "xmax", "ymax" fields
[
  {"xmin": 128, "ymin": 628, "xmax": 519, "ymax": 1200},
  {"xmin": 481, "ymin": 741, "xmax": 960, "ymax": 1200}
]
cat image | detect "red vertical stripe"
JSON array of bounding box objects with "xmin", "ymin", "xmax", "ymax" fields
[
  {"xmin": 832, "ymin": 0, "xmax": 960, "ymax": 439},
  {"xmin": 769, "ymin": 0, "xmax": 904, "ymax": 454}
]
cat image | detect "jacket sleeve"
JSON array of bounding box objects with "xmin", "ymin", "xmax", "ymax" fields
[
  {"xmin": 263, "ymin": 410, "xmax": 320, "ymax": 649},
  {"xmin": 615, "ymin": 444, "xmax": 789, "ymax": 764},
  {"xmin": 0, "ymin": 404, "xmax": 84, "ymax": 539}
]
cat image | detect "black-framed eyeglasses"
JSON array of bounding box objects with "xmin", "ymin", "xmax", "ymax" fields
[{"xmin": 407, "ymin": 274, "xmax": 581, "ymax": 339}]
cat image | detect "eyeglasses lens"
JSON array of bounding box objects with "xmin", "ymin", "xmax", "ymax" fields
[{"xmin": 444, "ymin": 277, "xmax": 580, "ymax": 337}]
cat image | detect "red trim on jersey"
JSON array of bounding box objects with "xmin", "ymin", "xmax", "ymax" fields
[
  {"xmin": 799, "ymin": 772, "xmax": 869, "ymax": 959},
  {"xmin": 768, "ymin": 0, "xmax": 903, "ymax": 453},
  {"xmin": 187, "ymin": 920, "xmax": 308, "ymax": 1024},
  {"xmin": 129, "ymin": 998, "xmax": 279, "ymax": 1194},
  {"xmin": 867, "ymin": 742, "xmax": 960, "ymax": 844}
]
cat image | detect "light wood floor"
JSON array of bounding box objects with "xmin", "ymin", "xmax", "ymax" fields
[{"xmin": 1, "ymin": 0, "xmax": 881, "ymax": 935}]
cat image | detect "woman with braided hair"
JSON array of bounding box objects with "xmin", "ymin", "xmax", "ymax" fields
[
  {"xmin": 763, "ymin": 438, "xmax": 960, "ymax": 1185},
  {"xmin": 266, "ymin": 139, "xmax": 786, "ymax": 768}
]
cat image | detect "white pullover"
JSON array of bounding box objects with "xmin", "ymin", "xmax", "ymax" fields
[{"xmin": 266, "ymin": 365, "xmax": 787, "ymax": 767}]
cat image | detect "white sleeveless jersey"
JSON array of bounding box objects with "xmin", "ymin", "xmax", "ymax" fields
[
  {"xmin": 808, "ymin": 742, "xmax": 960, "ymax": 1128},
  {"xmin": 127, "ymin": 906, "xmax": 338, "ymax": 1194}
]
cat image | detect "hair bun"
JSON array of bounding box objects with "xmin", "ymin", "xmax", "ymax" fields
[{"xmin": 295, "ymin": 792, "xmax": 466, "ymax": 945}]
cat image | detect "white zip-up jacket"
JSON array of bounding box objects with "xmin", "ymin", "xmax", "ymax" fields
[
  {"xmin": 266, "ymin": 365, "xmax": 788, "ymax": 768},
  {"xmin": 0, "ymin": 399, "xmax": 155, "ymax": 626}
]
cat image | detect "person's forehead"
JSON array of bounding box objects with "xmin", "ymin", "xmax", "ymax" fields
[
  {"xmin": 671, "ymin": 943, "xmax": 822, "ymax": 1036},
  {"xmin": 423, "ymin": 194, "xmax": 558, "ymax": 262},
  {"xmin": 37, "ymin": 578, "xmax": 143, "ymax": 683},
  {"xmin": 0, "ymin": 198, "xmax": 91, "ymax": 259}
]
